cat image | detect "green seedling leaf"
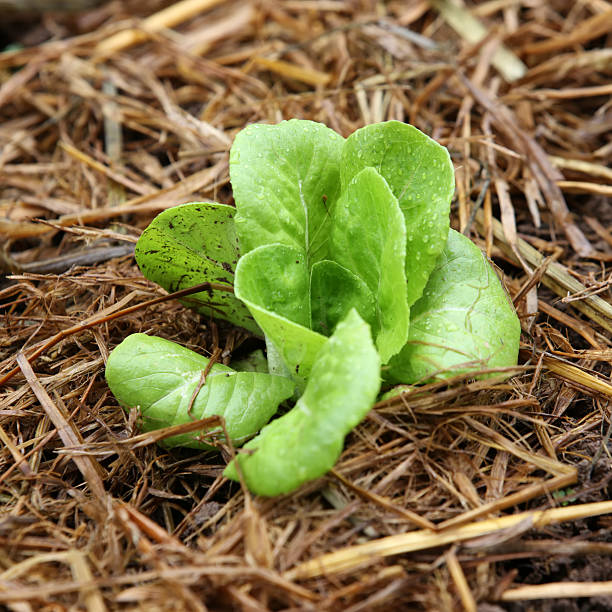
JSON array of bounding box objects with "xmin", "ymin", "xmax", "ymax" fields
[
  {"xmin": 231, "ymin": 349, "xmax": 269, "ymax": 373},
  {"xmin": 310, "ymin": 260, "xmax": 376, "ymax": 336},
  {"xmin": 135, "ymin": 202, "xmax": 260, "ymax": 334},
  {"xmin": 330, "ymin": 167, "xmax": 409, "ymax": 362},
  {"xmin": 341, "ymin": 121, "xmax": 455, "ymax": 307},
  {"xmin": 234, "ymin": 244, "xmax": 327, "ymax": 385},
  {"xmin": 105, "ymin": 334, "xmax": 294, "ymax": 448},
  {"xmin": 230, "ymin": 119, "xmax": 344, "ymax": 264},
  {"xmin": 385, "ymin": 229, "xmax": 521, "ymax": 384},
  {"xmin": 224, "ymin": 309, "xmax": 381, "ymax": 496}
]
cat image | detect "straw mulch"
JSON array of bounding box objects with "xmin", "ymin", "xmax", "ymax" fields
[{"xmin": 1, "ymin": 1, "xmax": 611, "ymax": 610}]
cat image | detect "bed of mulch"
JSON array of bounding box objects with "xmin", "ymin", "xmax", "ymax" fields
[{"xmin": 1, "ymin": 1, "xmax": 611, "ymax": 610}]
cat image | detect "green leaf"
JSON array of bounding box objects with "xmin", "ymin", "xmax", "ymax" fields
[
  {"xmin": 231, "ymin": 349, "xmax": 269, "ymax": 373},
  {"xmin": 264, "ymin": 337, "xmax": 292, "ymax": 379},
  {"xmin": 134, "ymin": 202, "xmax": 260, "ymax": 334},
  {"xmin": 105, "ymin": 334, "xmax": 294, "ymax": 449},
  {"xmin": 224, "ymin": 309, "xmax": 381, "ymax": 496},
  {"xmin": 385, "ymin": 230, "xmax": 521, "ymax": 383},
  {"xmin": 234, "ymin": 244, "xmax": 327, "ymax": 385},
  {"xmin": 330, "ymin": 167, "xmax": 409, "ymax": 362},
  {"xmin": 310, "ymin": 260, "xmax": 376, "ymax": 336},
  {"xmin": 341, "ymin": 121, "xmax": 455, "ymax": 306},
  {"xmin": 230, "ymin": 119, "xmax": 344, "ymax": 264},
  {"xmin": 234, "ymin": 243, "xmax": 310, "ymax": 327}
]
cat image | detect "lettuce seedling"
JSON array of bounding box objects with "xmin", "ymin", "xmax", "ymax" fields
[{"xmin": 106, "ymin": 119, "xmax": 521, "ymax": 496}]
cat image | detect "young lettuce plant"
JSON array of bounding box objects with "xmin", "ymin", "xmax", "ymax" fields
[{"xmin": 105, "ymin": 119, "xmax": 521, "ymax": 496}]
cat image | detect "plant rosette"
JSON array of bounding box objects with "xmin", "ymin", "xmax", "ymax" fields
[{"xmin": 105, "ymin": 119, "xmax": 521, "ymax": 496}]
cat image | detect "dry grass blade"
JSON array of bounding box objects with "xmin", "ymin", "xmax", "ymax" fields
[
  {"xmin": 251, "ymin": 56, "xmax": 331, "ymax": 86},
  {"xmin": 501, "ymin": 580, "xmax": 612, "ymax": 601},
  {"xmin": 331, "ymin": 468, "xmax": 437, "ymax": 531},
  {"xmin": 66, "ymin": 550, "xmax": 108, "ymax": 612},
  {"xmin": 95, "ymin": 0, "xmax": 227, "ymax": 55},
  {"xmin": 431, "ymin": 0, "xmax": 526, "ymax": 82},
  {"xmin": 550, "ymin": 156, "xmax": 612, "ymax": 182},
  {"xmin": 62, "ymin": 416, "xmax": 226, "ymax": 454},
  {"xmin": 539, "ymin": 355, "xmax": 612, "ymax": 399},
  {"xmin": 556, "ymin": 180, "xmax": 612, "ymax": 197},
  {"xmin": 445, "ymin": 548, "xmax": 477, "ymax": 612},
  {"xmin": 521, "ymin": 9, "xmax": 612, "ymax": 55},
  {"xmin": 286, "ymin": 502, "xmax": 612, "ymax": 581},
  {"xmin": 59, "ymin": 141, "xmax": 154, "ymax": 195},
  {"xmin": 15, "ymin": 353, "xmax": 107, "ymax": 502},
  {"xmin": 0, "ymin": 423, "xmax": 34, "ymax": 477}
]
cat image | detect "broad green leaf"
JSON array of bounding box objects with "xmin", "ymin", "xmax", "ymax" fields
[
  {"xmin": 134, "ymin": 202, "xmax": 260, "ymax": 334},
  {"xmin": 385, "ymin": 230, "xmax": 521, "ymax": 384},
  {"xmin": 330, "ymin": 167, "xmax": 409, "ymax": 363},
  {"xmin": 310, "ymin": 260, "xmax": 376, "ymax": 336},
  {"xmin": 105, "ymin": 334, "xmax": 294, "ymax": 449},
  {"xmin": 341, "ymin": 121, "xmax": 455, "ymax": 307},
  {"xmin": 230, "ymin": 119, "xmax": 344, "ymax": 265},
  {"xmin": 234, "ymin": 244, "xmax": 327, "ymax": 384},
  {"xmin": 224, "ymin": 309, "xmax": 381, "ymax": 496}
]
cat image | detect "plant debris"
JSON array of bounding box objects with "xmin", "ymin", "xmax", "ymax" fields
[{"xmin": 1, "ymin": 1, "xmax": 611, "ymax": 609}]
